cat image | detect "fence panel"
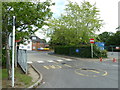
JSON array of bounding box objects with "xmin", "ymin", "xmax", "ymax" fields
[{"xmin": 18, "ymin": 49, "xmax": 27, "ymax": 74}]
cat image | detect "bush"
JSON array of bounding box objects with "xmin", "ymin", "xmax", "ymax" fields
[
  {"xmin": 54, "ymin": 45, "xmax": 107, "ymax": 58},
  {"xmin": 2, "ymin": 48, "xmax": 12, "ymax": 67},
  {"xmin": 105, "ymin": 46, "xmax": 120, "ymax": 52}
]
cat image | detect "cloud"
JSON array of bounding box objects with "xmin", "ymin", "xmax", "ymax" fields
[{"xmin": 51, "ymin": 0, "xmax": 68, "ymax": 18}]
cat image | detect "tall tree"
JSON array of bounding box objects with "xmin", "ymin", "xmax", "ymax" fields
[
  {"xmin": 2, "ymin": 1, "xmax": 54, "ymax": 79},
  {"xmin": 48, "ymin": 1, "xmax": 103, "ymax": 46},
  {"xmin": 97, "ymin": 32, "xmax": 114, "ymax": 42}
]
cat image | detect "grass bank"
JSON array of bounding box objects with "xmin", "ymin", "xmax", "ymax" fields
[{"xmin": 2, "ymin": 67, "xmax": 33, "ymax": 88}]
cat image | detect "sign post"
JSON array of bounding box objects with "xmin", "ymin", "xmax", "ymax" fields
[
  {"xmin": 12, "ymin": 16, "xmax": 15, "ymax": 87},
  {"xmin": 90, "ymin": 38, "xmax": 94, "ymax": 58}
]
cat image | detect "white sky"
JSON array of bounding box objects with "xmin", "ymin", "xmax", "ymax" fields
[{"xmin": 36, "ymin": 0, "xmax": 119, "ymax": 42}]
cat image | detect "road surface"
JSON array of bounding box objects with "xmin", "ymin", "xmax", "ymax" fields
[{"xmin": 27, "ymin": 51, "xmax": 118, "ymax": 88}]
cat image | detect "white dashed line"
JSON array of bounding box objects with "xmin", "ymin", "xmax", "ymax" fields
[
  {"xmin": 27, "ymin": 61, "xmax": 33, "ymax": 64},
  {"xmin": 57, "ymin": 60, "xmax": 63, "ymax": 62},
  {"xmin": 37, "ymin": 61, "xmax": 44, "ymax": 63},
  {"xmin": 47, "ymin": 60, "xmax": 54, "ymax": 62},
  {"xmin": 65, "ymin": 59, "xmax": 72, "ymax": 61}
]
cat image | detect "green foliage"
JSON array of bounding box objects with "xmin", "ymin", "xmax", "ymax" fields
[
  {"xmin": 48, "ymin": 1, "xmax": 103, "ymax": 46},
  {"xmin": 2, "ymin": 49, "xmax": 12, "ymax": 67},
  {"xmin": 2, "ymin": 1, "xmax": 54, "ymax": 46},
  {"xmin": 93, "ymin": 45, "xmax": 107, "ymax": 58},
  {"xmin": 54, "ymin": 45, "xmax": 107, "ymax": 58},
  {"xmin": 97, "ymin": 31, "xmax": 120, "ymax": 46}
]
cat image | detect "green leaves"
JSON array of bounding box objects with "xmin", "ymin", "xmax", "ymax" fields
[
  {"xmin": 48, "ymin": 1, "xmax": 103, "ymax": 46},
  {"xmin": 2, "ymin": 1, "xmax": 54, "ymax": 45}
]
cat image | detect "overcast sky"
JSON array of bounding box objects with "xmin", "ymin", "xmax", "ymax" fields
[{"xmin": 36, "ymin": 0, "xmax": 119, "ymax": 42}]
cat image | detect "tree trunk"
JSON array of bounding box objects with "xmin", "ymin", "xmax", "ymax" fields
[
  {"xmin": 15, "ymin": 43, "xmax": 17, "ymax": 68},
  {"xmin": 6, "ymin": 36, "xmax": 12, "ymax": 80}
]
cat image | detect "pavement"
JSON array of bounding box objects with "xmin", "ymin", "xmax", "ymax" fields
[{"xmin": 27, "ymin": 51, "xmax": 119, "ymax": 88}]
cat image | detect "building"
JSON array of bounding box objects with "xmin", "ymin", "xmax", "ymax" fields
[{"xmin": 19, "ymin": 36, "xmax": 49, "ymax": 51}]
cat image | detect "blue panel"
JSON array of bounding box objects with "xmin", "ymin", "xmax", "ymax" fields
[
  {"xmin": 95, "ymin": 42, "xmax": 105, "ymax": 50},
  {"xmin": 76, "ymin": 49, "xmax": 79, "ymax": 53}
]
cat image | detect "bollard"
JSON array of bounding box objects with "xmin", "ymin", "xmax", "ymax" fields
[
  {"xmin": 113, "ymin": 58, "xmax": 117, "ymax": 62},
  {"xmin": 100, "ymin": 57, "xmax": 103, "ymax": 62}
]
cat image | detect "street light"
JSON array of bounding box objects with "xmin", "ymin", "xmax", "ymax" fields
[{"xmin": 12, "ymin": 16, "xmax": 15, "ymax": 87}]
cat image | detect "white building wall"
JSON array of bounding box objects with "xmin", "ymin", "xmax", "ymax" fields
[{"xmin": 19, "ymin": 39, "xmax": 32, "ymax": 50}]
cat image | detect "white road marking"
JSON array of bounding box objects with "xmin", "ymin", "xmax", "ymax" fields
[
  {"xmin": 112, "ymin": 65, "xmax": 118, "ymax": 67},
  {"xmin": 47, "ymin": 60, "xmax": 54, "ymax": 62},
  {"xmin": 57, "ymin": 59, "xmax": 63, "ymax": 62},
  {"xmin": 27, "ymin": 61, "xmax": 33, "ymax": 64},
  {"xmin": 37, "ymin": 61, "xmax": 44, "ymax": 63},
  {"xmin": 65, "ymin": 59, "xmax": 72, "ymax": 61}
]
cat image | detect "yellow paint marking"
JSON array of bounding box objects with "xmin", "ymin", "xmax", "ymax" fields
[
  {"xmin": 88, "ymin": 70, "xmax": 100, "ymax": 74},
  {"xmin": 75, "ymin": 68, "xmax": 108, "ymax": 77},
  {"xmin": 56, "ymin": 65, "xmax": 62, "ymax": 69},
  {"xmin": 64, "ymin": 64, "xmax": 72, "ymax": 67},
  {"xmin": 75, "ymin": 71, "xmax": 85, "ymax": 76},
  {"xmin": 102, "ymin": 71, "xmax": 108, "ymax": 76},
  {"xmin": 43, "ymin": 66, "xmax": 49, "ymax": 69},
  {"xmin": 50, "ymin": 65, "xmax": 56, "ymax": 69}
]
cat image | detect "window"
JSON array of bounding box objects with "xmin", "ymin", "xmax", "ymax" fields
[
  {"xmin": 32, "ymin": 37, "xmax": 36, "ymax": 40},
  {"xmin": 27, "ymin": 46, "xmax": 30, "ymax": 49}
]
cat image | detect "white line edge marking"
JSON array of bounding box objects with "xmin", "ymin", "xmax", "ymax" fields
[
  {"xmin": 27, "ymin": 61, "xmax": 33, "ymax": 64},
  {"xmin": 47, "ymin": 60, "xmax": 54, "ymax": 62},
  {"xmin": 57, "ymin": 60, "xmax": 63, "ymax": 62},
  {"xmin": 37, "ymin": 61, "xmax": 44, "ymax": 63},
  {"xmin": 65, "ymin": 59, "xmax": 72, "ymax": 61}
]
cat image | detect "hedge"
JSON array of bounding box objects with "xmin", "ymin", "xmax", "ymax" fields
[{"xmin": 54, "ymin": 45, "xmax": 107, "ymax": 58}]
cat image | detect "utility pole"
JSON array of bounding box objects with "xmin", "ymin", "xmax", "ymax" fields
[{"xmin": 12, "ymin": 16, "xmax": 15, "ymax": 87}]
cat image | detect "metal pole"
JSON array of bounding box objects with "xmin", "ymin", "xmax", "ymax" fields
[
  {"xmin": 12, "ymin": 16, "xmax": 15, "ymax": 87},
  {"xmin": 91, "ymin": 43, "xmax": 93, "ymax": 58}
]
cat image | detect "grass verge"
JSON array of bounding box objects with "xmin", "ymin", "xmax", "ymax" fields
[
  {"xmin": 15, "ymin": 67, "xmax": 32, "ymax": 87},
  {"xmin": 2, "ymin": 67, "xmax": 33, "ymax": 88}
]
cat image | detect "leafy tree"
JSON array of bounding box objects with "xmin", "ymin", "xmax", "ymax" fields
[
  {"xmin": 97, "ymin": 31, "xmax": 114, "ymax": 43},
  {"xmin": 97, "ymin": 31, "xmax": 120, "ymax": 46},
  {"xmin": 107, "ymin": 31, "xmax": 120, "ymax": 46},
  {"xmin": 2, "ymin": 1, "xmax": 54, "ymax": 79},
  {"xmin": 48, "ymin": 1, "xmax": 103, "ymax": 46}
]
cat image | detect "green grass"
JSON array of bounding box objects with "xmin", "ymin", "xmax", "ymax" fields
[
  {"xmin": 0, "ymin": 69, "xmax": 2, "ymax": 80},
  {"xmin": 2, "ymin": 69, "xmax": 8, "ymax": 79},
  {"xmin": 15, "ymin": 68, "xmax": 32, "ymax": 86},
  {"xmin": 2, "ymin": 68, "xmax": 32, "ymax": 88}
]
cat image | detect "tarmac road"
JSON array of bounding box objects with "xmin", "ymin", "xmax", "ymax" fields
[{"xmin": 27, "ymin": 51, "xmax": 118, "ymax": 88}]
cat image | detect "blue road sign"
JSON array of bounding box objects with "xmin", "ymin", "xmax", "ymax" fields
[
  {"xmin": 76, "ymin": 49, "xmax": 79, "ymax": 53},
  {"xmin": 95, "ymin": 42, "xmax": 105, "ymax": 50}
]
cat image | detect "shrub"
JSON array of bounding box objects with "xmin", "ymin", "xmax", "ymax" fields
[{"xmin": 54, "ymin": 45, "xmax": 107, "ymax": 58}]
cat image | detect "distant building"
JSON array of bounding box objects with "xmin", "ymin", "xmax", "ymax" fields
[{"xmin": 19, "ymin": 35, "xmax": 49, "ymax": 51}]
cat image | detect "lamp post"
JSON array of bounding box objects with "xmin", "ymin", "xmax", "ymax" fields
[{"xmin": 12, "ymin": 16, "xmax": 15, "ymax": 87}]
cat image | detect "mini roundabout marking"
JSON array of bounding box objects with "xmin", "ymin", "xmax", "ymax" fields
[{"xmin": 75, "ymin": 68, "xmax": 108, "ymax": 77}]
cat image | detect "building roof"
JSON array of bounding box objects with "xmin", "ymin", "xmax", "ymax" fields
[{"xmin": 30, "ymin": 36, "xmax": 46, "ymax": 43}]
